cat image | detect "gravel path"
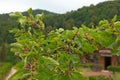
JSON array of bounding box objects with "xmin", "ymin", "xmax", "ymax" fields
[{"xmin": 4, "ymin": 68, "xmax": 17, "ymax": 80}]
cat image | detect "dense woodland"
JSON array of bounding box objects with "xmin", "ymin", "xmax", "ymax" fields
[
  {"xmin": 0, "ymin": 0, "xmax": 120, "ymax": 63},
  {"xmin": 43, "ymin": 0, "xmax": 120, "ymax": 29}
]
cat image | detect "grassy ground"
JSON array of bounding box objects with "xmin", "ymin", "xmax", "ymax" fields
[
  {"xmin": 0, "ymin": 62, "xmax": 12, "ymax": 80},
  {"xmin": 78, "ymin": 67, "xmax": 91, "ymax": 72},
  {"xmin": 112, "ymin": 72, "xmax": 120, "ymax": 80}
]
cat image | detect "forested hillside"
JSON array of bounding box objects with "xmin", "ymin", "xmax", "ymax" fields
[
  {"xmin": 0, "ymin": 9, "xmax": 56, "ymax": 44},
  {"xmin": 44, "ymin": 0, "xmax": 120, "ymax": 29},
  {"xmin": 0, "ymin": 0, "xmax": 120, "ymax": 44}
]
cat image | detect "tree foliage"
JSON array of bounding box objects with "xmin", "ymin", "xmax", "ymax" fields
[
  {"xmin": 9, "ymin": 8, "xmax": 120, "ymax": 80},
  {"xmin": 0, "ymin": 43, "xmax": 7, "ymax": 62}
]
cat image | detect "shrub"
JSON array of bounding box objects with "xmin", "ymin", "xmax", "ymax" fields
[
  {"xmin": 79, "ymin": 63, "xmax": 93, "ymax": 68},
  {"xmin": 107, "ymin": 66, "xmax": 120, "ymax": 72}
]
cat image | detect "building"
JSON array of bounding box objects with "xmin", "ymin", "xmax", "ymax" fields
[
  {"xmin": 82, "ymin": 48, "xmax": 120, "ymax": 71},
  {"xmin": 99, "ymin": 49, "xmax": 118, "ymax": 70}
]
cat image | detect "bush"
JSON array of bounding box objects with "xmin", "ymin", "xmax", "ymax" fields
[
  {"xmin": 107, "ymin": 66, "xmax": 120, "ymax": 72},
  {"xmin": 79, "ymin": 63, "xmax": 93, "ymax": 68},
  {"xmin": 5, "ymin": 44, "xmax": 21, "ymax": 65},
  {"xmin": 14, "ymin": 62, "xmax": 24, "ymax": 70}
]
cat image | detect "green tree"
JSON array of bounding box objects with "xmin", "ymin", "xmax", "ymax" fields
[
  {"xmin": 9, "ymin": 9, "xmax": 120, "ymax": 80},
  {"xmin": 9, "ymin": 9, "xmax": 88, "ymax": 80},
  {"xmin": 0, "ymin": 43, "xmax": 7, "ymax": 62}
]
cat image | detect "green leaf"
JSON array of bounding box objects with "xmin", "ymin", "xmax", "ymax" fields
[
  {"xmin": 10, "ymin": 43, "xmax": 23, "ymax": 48},
  {"xmin": 28, "ymin": 8, "xmax": 33, "ymax": 15},
  {"xmin": 35, "ymin": 13, "xmax": 45, "ymax": 21},
  {"xmin": 70, "ymin": 54, "xmax": 79, "ymax": 64},
  {"xmin": 112, "ymin": 15, "xmax": 117, "ymax": 22},
  {"xmin": 24, "ymin": 56, "xmax": 28, "ymax": 65},
  {"xmin": 98, "ymin": 20, "xmax": 110, "ymax": 28},
  {"xmin": 42, "ymin": 56, "xmax": 59, "ymax": 66},
  {"xmin": 114, "ymin": 21, "xmax": 120, "ymax": 30},
  {"xmin": 28, "ymin": 8, "xmax": 34, "ymax": 19},
  {"xmin": 9, "ymin": 12, "xmax": 23, "ymax": 18},
  {"xmin": 9, "ymin": 28, "xmax": 19, "ymax": 33},
  {"xmin": 50, "ymin": 37, "xmax": 59, "ymax": 42},
  {"xmin": 18, "ymin": 18, "xmax": 26, "ymax": 26},
  {"xmin": 82, "ymin": 41, "xmax": 96, "ymax": 53}
]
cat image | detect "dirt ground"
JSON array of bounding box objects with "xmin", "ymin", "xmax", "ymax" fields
[{"xmin": 82, "ymin": 70, "xmax": 112, "ymax": 80}]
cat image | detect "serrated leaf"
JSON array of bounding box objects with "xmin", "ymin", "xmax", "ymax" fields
[
  {"xmin": 10, "ymin": 43, "xmax": 23, "ymax": 48},
  {"xmin": 9, "ymin": 28, "xmax": 19, "ymax": 33},
  {"xmin": 42, "ymin": 56, "xmax": 59, "ymax": 66}
]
